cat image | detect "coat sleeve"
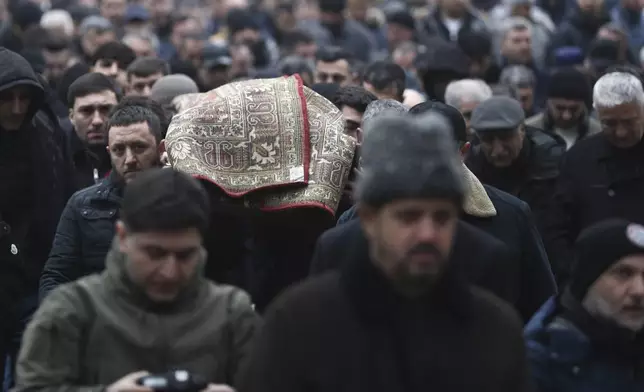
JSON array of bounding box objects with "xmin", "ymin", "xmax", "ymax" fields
[
  {"xmin": 39, "ymin": 197, "xmax": 83, "ymax": 302},
  {"xmin": 227, "ymin": 289, "xmax": 262, "ymax": 385},
  {"xmin": 308, "ymin": 234, "xmax": 330, "ymax": 276},
  {"xmin": 517, "ymin": 201, "xmax": 557, "ymax": 322},
  {"xmin": 14, "ymin": 284, "xmax": 105, "ymax": 392}
]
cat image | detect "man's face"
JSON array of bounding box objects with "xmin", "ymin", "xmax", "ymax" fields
[
  {"xmin": 0, "ymin": 86, "xmax": 32, "ymax": 131},
  {"xmin": 387, "ymin": 24, "xmax": 413, "ymax": 49},
  {"xmin": 503, "ymin": 28, "xmax": 532, "ymax": 64},
  {"xmin": 93, "ymin": 59, "xmax": 127, "ymax": 90},
  {"xmin": 118, "ymin": 224, "xmax": 203, "ymax": 303},
  {"xmin": 198, "ymin": 66, "xmax": 231, "ymax": 90},
  {"xmin": 341, "ymin": 105, "xmax": 362, "ymax": 141},
  {"xmin": 577, "ymin": 0, "xmax": 602, "ymax": 13},
  {"xmin": 70, "ymin": 90, "xmax": 118, "ymax": 146},
  {"xmin": 583, "ymin": 254, "xmax": 644, "ymax": 332},
  {"xmin": 82, "ymin": 29, "xmax": 116, "ymax": 57},
  {"xmin": 360, "ymin": 198, "xmax": 459, "ymax": 296},
  {"xmin": 100, "ymin": 0, "xmax": 126, "ymax": 24},
  {"xmin": 477, "ymin": 127, "xmax": 525, "ymax": 168},
  {"xmin": 171, "ymin": 18, "xmax": 201, "ymax": 49},
  {"xmin": 517, "ymin": 86, "xmax": 534, "ymax": 113},
  {"xmin": 182, "ymin": 38, "xmax": 205, "ymax": 64},
  {"xmin": 107, "ymin": 121, "xmax": 161, "ymax": 182},
  {"xmin": 315, "ymin": 59, "xmax": 351, "ymax": 86},
  {"xmin": 456, "ymin": 100, "xmax": 480, "ymax": 136},
  {"xmin": 439, "ymin": 0, "xmax": 467, "ymax": 16},
  {"xmin": 547, "ymin": 98, "xmax": 585, "ymax": 129},
  {"xmin": 145, "ymin": 0, "xmax": 173, "ymax": 26},
  {"xmin": 127, "ymin": 72, "xmax": 164, "ymax": 97},
  {"xmin": 43, "ymin": 49, "xmax": 73, "ymax": 85},
  {"xmin": 294, "ymin": 42, "xmax": 317, "ymax": 62},
  {"xmin": 125, "ymin": 37, "xmax": 156, "ymax": 58},
  {"xmin": 597, "ymin": 102, "xmax": 644, "ymax": 148}
]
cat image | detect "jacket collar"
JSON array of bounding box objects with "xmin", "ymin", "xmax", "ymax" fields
[
  {"xmin": 462, "ymin": 164, "xmax": 496, "ymax": 218},
  {"xmin": 103, "ymin": 238, "xmax": 208, "ymax": 313},
  {"xmin": 339, "ymin": 223, "xmax": 473, "ymax": 324}
]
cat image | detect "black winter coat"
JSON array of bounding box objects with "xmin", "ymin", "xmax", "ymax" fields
[
  {"xmin": 39, "ymin": 173, "xmax": 122, "ymax": 300},
  {"xmin": 310, "ymin": 219, "xmax": 520, "ymax": 307},
  {"xmin": 544, "ymin": 133, "xmax": 644, "ymax": 284},
  {"xmin": 239, "ymin": 232, "xmax": 534, "ymax": 392}
]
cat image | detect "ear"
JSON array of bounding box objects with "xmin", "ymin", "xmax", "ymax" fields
[
  {"xmin": 115, "ymin": 221, "xmax": 128, "ymax": 252},
  {"xmin": 357, "ymin": 204, "xmax": 378, "ymax": 240},
  {"xmin": 159, "ymin": 139, "xmax": 166, "ymax": 155},
  {"xmin": 68, "ymin": 107, "xmax": 74, "ymax": 122},
  {"xmin": 459, "ymin": 142, "xmax": 471, "ymax": 159},
  {"xmin": 356, "ymin": 127, "xmax": 363, "ymax": 145}
]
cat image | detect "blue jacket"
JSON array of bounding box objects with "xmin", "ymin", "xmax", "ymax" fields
[{"xmin": 525, "ymin": 298, "xmax": 644, "ymax": 392}]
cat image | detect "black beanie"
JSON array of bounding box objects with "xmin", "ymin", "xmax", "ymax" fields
[
  {"xmin": 569, "ymin": 219, "xmax": 644, "ymax": 301},
  {"xmin": 547, "ymin": 67, "xmax": 592, "ymax": 103}
]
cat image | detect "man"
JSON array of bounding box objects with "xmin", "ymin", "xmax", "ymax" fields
[
  {"xmin": 279, "ymin": 56, "xmax": 315, "ymax": 87},
  {"xmin": 499, "ymin": 17, "xmax": 535, "ymax": 67},
  {"xmin": 499, "ymin": 64, "xmax": 538, "ymax": 117},
  {"xmin": 335, "ymin": 100, "xmax": 557, "ymax": 321},
  {"xmin": 123, "ymin": 31, "xmax": 159, "ymax": 58},
  {"xmin": 227, "ymin": 9, "xmax": 279, "ymax": 72},
  {"xmin": 239, "ymin": 113, "xmax": 532, "ymax": 392},
  {"xmin": 362, "ymin": 61, "xmax": 406, "ymax": 102},
  {"xmin": 91, "ymin": 41, "xmax": 137, "ymax": 92},
  {"xmin": 444, "ymin": 78, "xmax": 492, "ymax": 136},
  {"xmin": 99, "ymin": 0, "xmax": 126, "ymax": 29},
  {"xmin": 199, "ymin": 44, "xmax": 233, "ymax": 92},
  {"xmin": 526, "ymin": 219, "xmax": 644, "ymax": 391},
  {"xmin": 545, "ymin": 72, "xmax": 644, "ymax": 284},
  {"xmin": 281, "ymin": 30, "xmax": 318, "ymax": 62},
  {"xmin": 526, "ymin": 67, "xmax": 600, "ymax": 150},
  {"xmin": 21, "ymin": 169, "xmax": 259, "ymax": 391},
  {"xmin": 126, "ymin": 57, "xmax": 170, "ymax": 97},
  {"xmin": 42, "ymin": 37, "xmax": 75, "ymax": 90},
  {"xmin": 385, "ymin": 8, "xmax": 416, "ymax": 51},
  {"xmin": 149, "ymin": 74, "xmax": 200, "ymax": 109},
  {"xmin": 0, "ymin": 48, "xmax": 73, "ymax": 387},
  {"xmin": 78, "ymin": 16, "xmax": 116, "ymax": 62},
  {"xmin": 314, "ymin": 46, "xmax": 352, "ymax": 86},
  {"xmin": 458, "ymin": 31, "xmax": 502, "ymax": 84},
  {"xmin": 123, "ymin": 4, "xmax": 151, "ymax": 36},
  {"xmin": 332, "ymin": 85, "xmax": 377, "ymax": 141},
  {"xmin": 421, "ymin": 0, "xmax": 488, "ymax": 42},
  {"xmin": 609, "ymin": 0, "xmax": 644, "ymax": 54},
  {"xmin": 465, "ymin": 96, "xmax": 565, "ymax": 233},
  {"xmin": 66, "ymin": 72, "xmax": 120, "ymax": 190},
  {"xmin": 40, "ymin": 104, "xmax": 165, "ymax": 299}
]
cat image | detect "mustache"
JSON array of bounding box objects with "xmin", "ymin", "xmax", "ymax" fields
[{"xmin": 406, "ymin": 243, "xmax": 442, "ymax": 259}]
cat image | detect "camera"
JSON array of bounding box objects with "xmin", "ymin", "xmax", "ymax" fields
[{"xmin": 138, "ymin": 370, "xmax": 207, "ymax": 392}]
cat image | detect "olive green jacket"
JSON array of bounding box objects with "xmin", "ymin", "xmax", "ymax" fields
[{"xmin": 15, "ymin": 241, "xmax": 260, "ymax": 392}]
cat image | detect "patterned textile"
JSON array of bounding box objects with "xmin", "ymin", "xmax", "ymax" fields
[{"xmin": 166, "ymin": 76, "xmax": 356, "ymax": 216}]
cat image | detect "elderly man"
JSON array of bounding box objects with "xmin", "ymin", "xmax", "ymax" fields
[
  {"xmin": 445, "ymin": 78, "xmax": 493, "ymax": 138},
  {"xmin": 241, "ymin": 112, "xmax": 533, "ymax": 392},
  {"xmin": 526, "ymin": 219, "xmax": 644, "ymax": 391},
  {"xmin": 465, "ymin": 96, "xmax": 564, "ymax": 235},
  {"xmin": 545, "ymin": 72, "xmax": 644, "ymax": 284}
]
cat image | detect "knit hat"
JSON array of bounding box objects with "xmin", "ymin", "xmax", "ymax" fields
[
  {"xmin": 149, "ymin": 74, "xmax": 199, "ymax": 106},
  {"xmin": 356, "ymin": 113, "xmax": 465, "ymax": 207},
  {"xmin": 570, "ymin": 219, "xmax": 644, "ymax": 301},
  {"xmin": 386, "ymin": 9, "xmax": 415, "ymax": 31},
  {"xmin": 547, "ymin": 67, "xmax": 591, "ymax": 102}
]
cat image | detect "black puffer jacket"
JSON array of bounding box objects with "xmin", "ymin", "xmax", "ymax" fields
[{"xmin": 0, "ymin": 48, "xmax": 74, "ymax": 314}]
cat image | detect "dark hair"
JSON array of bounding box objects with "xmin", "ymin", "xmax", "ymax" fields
[
  {"xmin": 107, "ymin": 105, "xmax": 163, "ymax": 143},
  {"xmin": 43, "ymin": 36, "xmax": 71, "ymax": 52},
  {"xmin": 279, "ymin": 56, "xmax": 314, "ymax": 80},
  {"xmin": 332, "ymin": 85, "xmax": 377, "ymax": 113},
  {"xmin": 22, "ymin": 25, "xmax": 48, "ymax": 49},
  {"xmin": 114, "ymin": 96, "xmax": 171, "ymax": 138},
  {"xmin": 67, "ymin": 72, "xmax": 120, "ymax": 108},
  {"xmin": 457, "ymin": 31, "xmax": 492, "ymax": 60},
  {"xmin": 169, "ymin": 59, "xmax": 199, "ymax": 82},
  {"xmin": 57, "ymin": 62, "xmax": 91, "ymax": 106},
  {"xmin": 127, "ymin": 57, "xmax": 170, "ymax": 80},
  {"xmin": 316, "ymin": 46, "xmax": 352, "ymax": 64},
  {"xmin": 91, "ymin": 41, "xmax": 137, "ymax": 69},
  {"xmin": 410, "ymin": 100, "xmax": 467, "ymax": 145},
  {"xmin": 363, "ymin": 61, "xmax": 406, "ymax": 100},
  {"xmin": 282, "ymin": 30, "xmax": 315, "ymax": 53},
  {"xmin": 120, "ymin": 168, "xmax": 210, "ymax": 235},
  {"xmin": 319, "ymin": 0, "xmax": 346, "ymax": 14}
]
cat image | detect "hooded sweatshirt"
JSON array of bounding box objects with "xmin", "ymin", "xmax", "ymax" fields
[{"xmin": 15, "ymin": 240, "xmax": 261, "ymax": 391}]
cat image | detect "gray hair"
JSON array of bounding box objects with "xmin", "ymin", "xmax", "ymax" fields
[
  {"xmin": 123, "ymin": 31, "xmax": 160, "ymax": 53},
  {"xmin": 362, "ymin": 99, "xmax": 409, "ymax": 130},
  {"xmin": 444, "ymin": 79, "xmax": 493, "ymax": 107},
  {"xmin": 593, "ymin": 72, "xmax": 644, "ymax": 109},
  {"xmin": 40, "ymin": 10, "xmax": 74, "ymax": 37},
  {"xmin": 499, "ymin": 65, "xmax": 536, "ymax": 88}
]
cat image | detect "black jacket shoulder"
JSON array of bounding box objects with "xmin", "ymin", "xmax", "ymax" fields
[{"xmin": 526, "ymin": 126, "xmax": 565, "ymax": 180}]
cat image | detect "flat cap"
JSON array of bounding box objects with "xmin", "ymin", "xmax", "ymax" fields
[{"xmin": 470, "ymin": 96, "xmax": 524, "ymax": 132}]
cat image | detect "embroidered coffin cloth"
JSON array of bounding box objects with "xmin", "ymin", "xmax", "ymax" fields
[
  {"xmin": 166, "ymin": 76, "xmax": 356, "ymax": 215},
  {"xmin": 166, "ymin": 76, "xmax": 310, "ymax": 197}
]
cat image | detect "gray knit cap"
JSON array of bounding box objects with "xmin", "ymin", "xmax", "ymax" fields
[
  {"xmin": 149, "ymin": 74, "xmax": 200, "ymax": 106},
  {"xmin": 355, "ymin": 113, "xmax": 465, "ymax": 207}
]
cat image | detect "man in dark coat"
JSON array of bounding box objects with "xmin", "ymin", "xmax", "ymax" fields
[
  {"xmin": 545, "ymin": 71, "xmax": 644, "ymax": 285},
  {"xmin": 238, "ymin": 112, "xmax": 533, "ymax": 392},
  {"xmin": 0, "ymin": 48, "xmax": 74, "ymax": 386}
]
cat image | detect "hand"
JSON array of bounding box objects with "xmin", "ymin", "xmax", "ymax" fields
[
  {"xmin": 106, "ymin": 371, "xmax": 153, "ymax": 392},
  {"xmin": 201, "ymin": 384, "xmax": 235, "ymax": 392}
]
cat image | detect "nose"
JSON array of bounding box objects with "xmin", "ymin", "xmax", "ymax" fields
[
  {"xmin": 109, "ymin": 63, "xmax": 119, "ymax": 76},
  {"xmin": 562, "ymin": 110, "xmax": 572, "ymax": 121},
  {"xmin": 91, "ymin": 110, "xmax": 103, "ymax": 126},
  {"xmin": 158, "ymin": 256, "xmax": 179, "ymax": 280},
  {"xmin": 491, "ymin": 139, "xmax": 505, "ymax": 155},
  {"xmin": 630, "ymin": 276, "xmax": 644, "ymax": 296},
  {"xmin": 12, "ymin": 97, "xmax": 24, "ymax": 114},
  {"xmin": 416, "ymin": 216, "xmax": 439, "ymax": 243},
  {"xmin": 124, "ymin": 148, "xmax": 137, "ymax": 165},
  {"xmin": 143, "ymin": 85, "xmax": 151, "ymax": 97}
]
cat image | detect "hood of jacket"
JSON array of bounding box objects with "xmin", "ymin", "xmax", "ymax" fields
[
  {"xmin": 104, "ymin": 238, "xmax": 209, "ymax": 313},
  {"xmin": 0, "ymin": 47, "xmax": 45, "ymax": 129},
  {"xmin": 463, "ymin": 164, "xmax": 496, "ymax": 218}
]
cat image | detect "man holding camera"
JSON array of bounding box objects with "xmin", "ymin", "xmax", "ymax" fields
[{"xmin": 13, "ymin": 169, "xmax": 260, "ymax": 392}]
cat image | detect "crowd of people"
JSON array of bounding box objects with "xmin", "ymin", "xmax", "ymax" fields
[{"xmin": 1, "ymin": 0, "xmax": 644, "ymax": 390}]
